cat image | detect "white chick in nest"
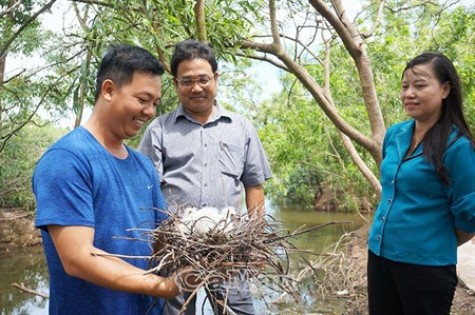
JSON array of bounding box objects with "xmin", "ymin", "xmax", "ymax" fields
[{"xmin": 176, "ymin": 206, "xmax": 237, "ymax": 235}]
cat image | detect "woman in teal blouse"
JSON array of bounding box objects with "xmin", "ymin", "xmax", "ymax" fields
[{"xmin": 367, "ymin": 52, "xmax": 475, "ymax": 315}]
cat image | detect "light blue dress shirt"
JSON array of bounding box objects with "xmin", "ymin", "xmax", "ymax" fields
[
  {"xmin": 139, "ymin": 102, "xmax": 272, "ymax": 213},
  {"xmin": 369, "ymin": 119, "xmax": 475, "ymax": 266}
]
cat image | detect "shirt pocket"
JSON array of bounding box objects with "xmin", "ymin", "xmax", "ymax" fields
[{"xmin": 216, "ymin": 140, "xmax": 244, "ymax": 178}]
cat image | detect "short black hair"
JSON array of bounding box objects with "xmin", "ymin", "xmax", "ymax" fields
[
  {"xmin": 170, "ymin": 40, "xmax": 218, "ymax": 77},
  {"xmin": 95, "ymin": 44, "xmax": 164, "ymax": 101}
]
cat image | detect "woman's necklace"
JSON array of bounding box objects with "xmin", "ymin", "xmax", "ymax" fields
[{"xmin": 412, "ymin": 133, "xmax": 425, "ymax": 149}]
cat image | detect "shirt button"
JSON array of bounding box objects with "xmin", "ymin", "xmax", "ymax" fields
[
  {"xmin": 204, "ymin": 183, "xmax": 208, "ymax": 187},
  {"xmin": 204, "ymin": 143, "xmax": 208, "ymax": 147},
  {"xmin": 377, "ymin": 235, "xmax": 381, "ymax": 241},
  {"xmin": 204, "ymin": 162, "xmax": 207, "ymax": 166},
  {"xmin": 381, "ymin": 217, "xmax": 385, "ymax": 222},
  {"xmin": 391, "ymin": 180, "xmax": 395, "ymax": 185},
  {"xmin": 387, "ymin": 198, "xmax": 392, "ymax": 204}
]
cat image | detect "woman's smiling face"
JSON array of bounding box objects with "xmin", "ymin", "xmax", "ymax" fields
[{"xmin": 400, "ymin": 63, "xmax": 450, "ymax": 124}]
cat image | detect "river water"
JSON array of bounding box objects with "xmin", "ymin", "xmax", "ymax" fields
[{"xmin": 0, "ymin": 202, "xmax": 365, "ymax": 314}]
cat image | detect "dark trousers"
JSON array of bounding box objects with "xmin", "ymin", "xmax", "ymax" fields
[
  {"xmin": 164, "ymin": 273, "xmax": 255, "ymax": 315},
  {"xmin": 367, "ymin": 250, "xmax": 457, "ymax": 315}
]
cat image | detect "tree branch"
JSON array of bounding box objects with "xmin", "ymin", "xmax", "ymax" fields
[
  {"xmin": 310, "ymin": 0, "xmax": 361, "ymax": 59},
  {"xmin": 361, "ymin": 0, "xmax": 385, "ymax": 39},
  {"xmin": 194, "ymin": 0, "xmax": 207, "ymax": 42},
  {"xmin": 385, "ymin": 0, "xmax": 441, "ymax": 13},
  {"xmin": 152, "ymin": 21, "xmax": 171, "ymax": 74},
  {"xmin": 234, "ymin": 52, "xmax": 289, "ymax": 72},
  {"xmin": 12, "ymin": 283, "xmax": 49, "ymax": 299},
  {"xmin": 69, "ymin": 0, "xmax": 113, "ymax": 7},
  {"xmin": 0, "ymin": 0, "xmax": 58, "ymax": 59},
  {"xmin": 269, "ymin": 0, "xmax": 281, "ymax": 46},
  {"xmin": 310, "ymin": 0, "xmax": 385, "ymax": 163},
  {"xmin": 0, "ymin": 0, "xmax": 21, "ymax": 18},
  {"xmin": 339, "ymin": 131, "xmax": 381, "ymax": 194},
  {"xmin": 0, "ymin": 65, "xmax": 80, "ymax": 153},
  {"xmin": 240, "ymin": 37, "xmax": 376, "ymax": 154},
  {"xmin": 321, "ymin": 40, "xmax": 381, "ymax": 193},
  {"xmin": 253, "ymin": 34, "xmax": 325, "ymax": 67}
]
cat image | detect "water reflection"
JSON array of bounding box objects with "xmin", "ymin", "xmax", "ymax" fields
[
  {"xmin": 0, "ymin": 202, "xmax": 365, "ymax": 314},
  {"xmin": 251, "ymin": 201, "xmax": 366, "ymax": 314},
  {"xmin": 267, "ymin": 201, "xmax": 364, "ymax": 253},
  {"xmin": 0, "ymin": 247, "xmax": 49, "ymax": 315}
]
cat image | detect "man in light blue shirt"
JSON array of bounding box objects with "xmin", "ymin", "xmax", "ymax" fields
[{"xmin": 139, "ymin": 39, "xmax": 272, "ymax": 315}]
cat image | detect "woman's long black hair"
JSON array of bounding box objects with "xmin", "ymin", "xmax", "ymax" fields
[{"xmin": 403, "ymin": 52, "xmax": 474, "ymax": 185}]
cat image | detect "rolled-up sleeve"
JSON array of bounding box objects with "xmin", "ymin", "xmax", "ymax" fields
[
  {"xmin": 445, "ymin": 136, "xmax": 475, "ymax": 232},
  {"xmin": 242, "ymin": 120, "xmax": 272, "ymax": 187},
  {"xmin": 138, "ymin": 120, "xmax": 164, "ymax": 182}
]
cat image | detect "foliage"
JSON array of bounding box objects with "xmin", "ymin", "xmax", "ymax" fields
[
  {"xmin": 0, "ymin": 0, "xmax": 74, "ymax": 153},
  {"xmin": 367, "ymin": 1, "xmax": 475, "ymax": 129},
  {"xmin": 257, "ymin": 2, "xmax": 474, "ymax": 211},
  {"xmin": 0, "ymin": 123, "xmax": 68, "ymax": 210}
]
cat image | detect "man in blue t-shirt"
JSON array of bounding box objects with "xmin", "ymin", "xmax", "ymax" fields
[{"xmin": 33, "ymin": 44, "xmax": 196, "ymax": 314}]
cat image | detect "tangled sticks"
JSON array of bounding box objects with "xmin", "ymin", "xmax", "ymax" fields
[{"xmin": 142, "ymin": 206, "xmax": 350, "ymax": 313}]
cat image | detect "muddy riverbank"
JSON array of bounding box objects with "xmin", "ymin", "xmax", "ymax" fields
[{"xmin": 0, "ymin": 209, "xmax": 41, "ymax": 252}]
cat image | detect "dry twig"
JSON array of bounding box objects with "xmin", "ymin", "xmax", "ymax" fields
[{"xmin": 12, "ymin": 282, "xmax": 49, "ymax": 298}]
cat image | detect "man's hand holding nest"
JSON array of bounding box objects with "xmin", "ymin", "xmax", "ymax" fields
[{"xmin": 173, "ymin": 266, "xmax": 206, "ymax": 293}]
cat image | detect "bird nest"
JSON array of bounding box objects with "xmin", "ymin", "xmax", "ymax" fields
[
  {"xmin": 103, "ymin": 205, "xmax": 348, "ymax": 313},
  {"xmin": 140, "ymin": 205, "xmax": 344, "ymax": 312},
  {"xmin": 148, "ymin": 206, "xmax": 294, "ymax": 278}
]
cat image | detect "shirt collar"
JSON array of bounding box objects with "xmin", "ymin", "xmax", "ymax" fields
[
  {"xmin": 173, "ymin": 101, "xmax": 232, "ymax": 124},
  {"xmin": 396, "ymin": 119, "xmax": 419, "ymax": 159}
]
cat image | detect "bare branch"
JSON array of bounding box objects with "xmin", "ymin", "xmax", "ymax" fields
[
  {"xmin": 269, "ymin": 0, "xmax": 282, "ymax": 49},
  {"xmin": 234, "ymin": 52, "xmax": 289, "ymax": 72},
  {"xmin": 361, "ymin": 0, "xmax": 386, "ymax": 39},
  {"xmin": 385, "ymin": 0, "xmax": 443, "ymax": 13},
  {"xmin": 339, "ymin": 131, "xmax": 381, "ymax": 194},
  {"xmin": 323, "ymin": 39, "xmax": 331, "ymax": 95},
  {"xmin": 253, "ymin": 34, "xmax": 325, "ymax": 67},
  {"xmin": 152, "ymin": 23, "xmax": 171, "ymax": 74},
  {"xmin": 12, "ymin": 283, "xmax": 49, "ymax": 299},
  {"xmin": 73, "ymin": 1, "xmax": 91, "ymax": 30},
  {"xmin": 0, "ymin": 68, "xmax": 25, "ymax": 85},
  {"xmin": 310, "ymin": 0, "xmax": 361, "ymax": 59},
  {"xmin": 69, "ymin": 0, "xmax": 113, "ymax": 7},
  {"xmin": 4, "ymin": 49, "xmax": 85, "ymax": 85},
  {"xmin": 310, "ymin": 0, "xmax": 385, "ymax": 162},
  {"xmin": 321, "ymin": 39, "xmax": 381, "ymax": 193}
]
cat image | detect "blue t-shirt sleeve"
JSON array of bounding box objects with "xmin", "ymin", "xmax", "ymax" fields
[
  {"xmin": 33, "ymin": 148, "xmax": 95, "ymax": 229},
  {"xmin": 151, "ymin": 165, "xmax": 168, "ymax": 224},
  {"xmin": 444, "ymin": 137, "xmax": 475, "ymax": 232}
]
